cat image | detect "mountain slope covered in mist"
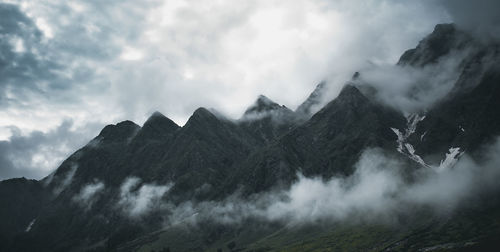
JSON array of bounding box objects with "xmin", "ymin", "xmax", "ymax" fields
[{"xmin": 1, "ymin": 23, "xmax": 500, "ymax": 252}]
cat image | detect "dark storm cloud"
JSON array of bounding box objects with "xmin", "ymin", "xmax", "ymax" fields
[
  {"xmin": 0, "ymin": 2, "xmax": 151, "ymax": 180},
  {"xmin": 0, "ymin": 3, "xmax": 68, "ymax": 107},
  {"xmin": 440, "ymin": 0, "xmax": 500, "ymax": 41},
  {"xmin": 0, "ymin": 120, "xmax": 103, "ymax": 180}
]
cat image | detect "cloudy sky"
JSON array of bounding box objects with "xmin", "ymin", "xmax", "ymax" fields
[{"xmin": 0, "ymin": 0, "xmax": 497, "ymax": 180}]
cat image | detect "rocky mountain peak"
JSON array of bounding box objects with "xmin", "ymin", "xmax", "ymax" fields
[
  {"xmin": 183, "ymin": 107, "xmax": 221, "ymax": 130},
  {"xmin": 398, "ymin": 23, "xmax": 473, "ymax": 66},
  {"xmin": 190, "ymin": 107, "xmax": 215, "ymax": 119},
  {"xmin": 149, "ymin": 111, "xmax": 166, "ymax": 119},
  {"xmin": 335, "ymin": 84, "xmax": 368, "ymax": 105},
  {"xmin": 133, "ymin": 111, "xmax": 179, "ymax": 140},
  {"xmin": 97, "ymin": 120, "xmax": 140, "ymax": 143},
  {"xmin": 296, "ymin": 81, "xmax": 327, "ymax": 118},
  {"xmin": 241, "ymin": 95, "xmax": 294, "ymax": 123},
  {"xmin": 243, "ymin": 95, "xmax": 283, "ymax": 115},
  {"xmin": 143, "ymin": 111, "xmax": 178, "ymax": 131}
]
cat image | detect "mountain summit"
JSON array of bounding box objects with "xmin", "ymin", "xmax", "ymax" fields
[
  {"xmin": 244, "ymin": 95, "xmax": 281, "ymax": 113},
  {"xmin": 239, "ymin": 95, "xmax": 297, "ymax": 144},
  {"xmin": 241, "ymin": 95, "xmax": 293, "ymax": 120},
  {"xmin": 398, "ymin": 23, "xmax": 473, "ymax": 66},
  {"xmin": 134, "ymin": 111, "xmax": 179, "ymax": 141},
  {"xmin": 296, "ymin": 80, "xmax": 328, "ymax": 118}
]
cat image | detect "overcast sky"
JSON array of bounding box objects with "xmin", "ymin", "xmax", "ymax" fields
[{"xmin": 0, "ymin": 0, "xmax": 498, "ymax": 180}]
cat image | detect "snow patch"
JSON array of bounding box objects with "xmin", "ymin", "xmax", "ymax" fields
[
  {"xmin": 404, "ymin": 143, "xmax": 429, "ymax": 167},
  {"xmin": 406, "ymin": 114, "xmax": 425, "ymax": 137},
  {"xmin": 25, "ymin": 219, "xmax": 36, "ymax": 232},
  {"xmin": 391, "ymin": 114, "xmax": 465, "ymax": 170},
  {"xmin": 420, "ymin": 131, "xmax": 427, "ymax": 141},
  {"xmin": 438, "ymin": 147, "xmax": 463, "ymax": 171},
  {"xmin": 391, "ymin": 114, "xmax": 430, "ymax": 168},
  {"xmin": 391, "ymin": 128, "xmax": 404, "ymax": 153}
]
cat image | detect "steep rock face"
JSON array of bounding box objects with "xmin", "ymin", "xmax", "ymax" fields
[
  {"xmin": 132, "ymin": 111, "xmax": 179, "ymax": 141},
  {"xmin": 0, "ymin": 178, "xmax": 48, "ymax": 248},
  {"xmin": 242, "ymin": 95, "xmax": 285, "ymax": 115},
  {"xmin": 46, "ymin": 120, "xmax": 141, "ymax": 190},
  {"xmin": 20, "ymin": 108, "xmax": 264, "ymax": 251},
  {"xmin": 229, "ymin": 85, "xmax": 406, "ymax": 194},
  {"xmin": 395, "ymin": 24, "xmax": 500, "ymax": 165},
  {"xmin": 17, "ymin": 121, "xmax": 145, "ymax": 252},
  {"xmin": 10, "ymin": 115, "xmax": 178, "ymax": 251},
  {"xmin": 239, "ymin": 95, "xmax": 297, "ymax": 144},
  {"xmin": 96, "ymin": 120, "xmax": 141, "ymax": 144},
  {"xmin": 43, "ymin": 113, "xmax": 178, "ymax": 193},
  {"xmin": 123, "ymin": 112, "xmax": 180, "ymax": 184},
  {"xmin": 295, "ymin": 80, "xmax": 328, "ymax": 118},
  {"xmin": 409, "ymin": 67, "xmax": 500, "ymax": 163},
  {"xmin": 398, "ymin": 23, "xmax": 474, "ymax": 67},
  {"xmin": 348, "ymin": 23, "xmax": 500, "ymax": 168},
  {"xmin": 145, "ymin": 107, "xmax": 259, "ymax": 201}
]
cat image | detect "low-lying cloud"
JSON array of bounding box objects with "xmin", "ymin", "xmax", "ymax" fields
[
  {"xmin": 265, "ymin": 148, "xmax": 489, "ymax": 223},
  {"xmin": 50, "ymin": 162, "xmax": 78, "ymax": 195},
  {"xmin": 158, "ymin": 138, "xmax": 500, "ymax": 226},
  {"xmin": 72, "ymin": 180, "xmax": 105, "ymax": 210},
  {"xmin": 118, "ymin": 177, "xmax": 172, "ymax": 217},
  {"xmin": 352, "ymin": 49, "xmax": 470, "ymax": 114}
]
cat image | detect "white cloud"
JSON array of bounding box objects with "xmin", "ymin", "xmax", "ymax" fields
[
  {"xmin": 34, "ymin": 17, "xmax": 53, "ymax": 39},
  {"xmin": 3, "ymin": 0, "xmax": 451, "ymax": 125},
  {"xmin": 355, "ymin": 49, "xmax": 470, "ymax": 113},
  {"xmin": 52, "ymin": 163, "xmax": 77, "ymax": 195},
  {"xmin": 9, "ymin": 36, "xmax": 25, "ymax": 53},
  {"xmin": 120, "ymin": 47, "xmax": 144, "ymax": 61},
  {"xmin": 72, "ymin": 180, "xmax": 105, "ymax": 210},
  {"xmin": 118, "ymin": 177, "xmax": 172, "ymax": 217},
  {"xmin": 162, "ymin": 139, "xmax": 500, "ymax": 226}
]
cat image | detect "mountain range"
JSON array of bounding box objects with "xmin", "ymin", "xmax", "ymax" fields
[{"xmin": 1, "ymin": 23, "xmax": 500, "ymax": 252}]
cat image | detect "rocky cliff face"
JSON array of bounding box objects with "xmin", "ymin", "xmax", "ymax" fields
[{"xmin": 295, "ymin": 80, "xmax": 328, "ymax": 118}]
